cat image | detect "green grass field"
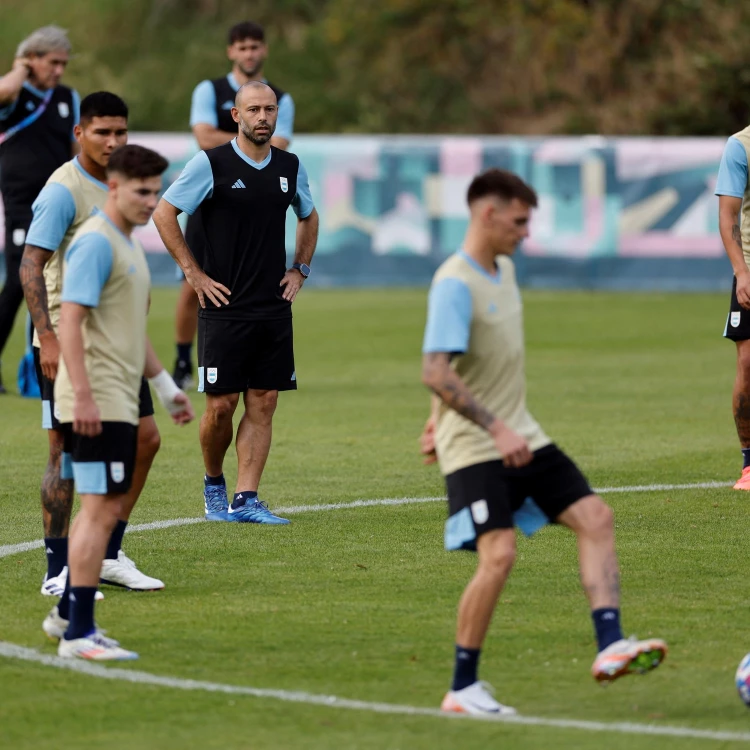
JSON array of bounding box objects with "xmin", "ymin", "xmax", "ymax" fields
[{"xmin": 1, "ymin": 287, "xmax": 748, "ymax": 749}]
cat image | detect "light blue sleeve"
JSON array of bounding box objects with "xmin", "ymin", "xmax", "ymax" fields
[
  {"xmin": 61, "ymin": 232, "xmax": 113, "ymax": 307},
  {"xmin": 422, "ymin": 278, "xmax": 472, "ymax": 354},
  {"xmin": 716, "ymin": 137, "xmax": 748, "ymax": 198},
  {"xmin": 190, "ymin": 80, "xmax": 218, "ymax": 128},
  {"xmin": 70, "ymin": 89, "xmax": 80, "ymax": 140},
  {"xmin": 275, "ymin": 93, "xmax": 295, "ymax": 143},
  {"xmin": 26, "ymin": 183, "xmax": 77, "ymax": 252},
  {"xmin": 161, "ymin": 151, "xmax": 214, "ymax": 215},
  {"xmin": 291, "ymin": 159, "xmax": 314, "ymax": 219}
]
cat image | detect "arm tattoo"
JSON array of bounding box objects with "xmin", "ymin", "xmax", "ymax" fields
[
  {"xmin": 733, "ymin": 223, "xmax": 743, "ymax": 249},
  {"xmin": 19, "ymin": 248, "xmax": 54, "ymax": 337},
  {"xmin": 422, "ymin": 352, "xmax": 495, "ymax": 430}
]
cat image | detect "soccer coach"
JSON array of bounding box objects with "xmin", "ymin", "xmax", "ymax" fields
[
  {"xmin": 153, "ymin": 81, "xmax": 318, "ymax": 525},
  {"xmin": 0, "ymin": 26, "xmax": 79, "ymax": 394}
]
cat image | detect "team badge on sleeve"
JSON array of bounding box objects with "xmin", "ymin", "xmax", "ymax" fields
[
  {"xmin": 280, "ymin": 177, "xmax": 288, "ymax": 193},
  {"xmin": 207, "ymin": 367, "xmax": 218, "ymax": 384},
  {"xmin": 110, "ymin": 462, "xmax": 125, "ymax": 483}
]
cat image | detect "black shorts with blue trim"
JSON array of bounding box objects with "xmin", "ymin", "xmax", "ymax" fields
[
  {"xmin": 61, "ymin": 421, "xmax": 138, "ymax": 496},
  {"xmin": 443, "ymin": 444, "xmax": 593, "ymax": 551},
  {"xmin": 723, "ymin": 277, "xmax": 750, "ymax": 342},
  {"xmin": 197, "ymin": 316, "xmax": 297, "ymax": 394},
  {"xmin": 33, "ymin": 347, "xmax": 155, "ymax": 430}
]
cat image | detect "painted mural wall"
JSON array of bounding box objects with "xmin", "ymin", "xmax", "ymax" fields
[{"xmin": 0, "ymin": 135, "xmax": 732, "ymax": 289}]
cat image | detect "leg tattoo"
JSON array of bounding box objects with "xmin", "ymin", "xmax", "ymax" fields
[
  {"xmin": 735, "ymin": 393, "xmax": 750, "ymax": 448},
  {"xmin": 42, "ymin": 443, "xmax": 74, "ymax": 538}
]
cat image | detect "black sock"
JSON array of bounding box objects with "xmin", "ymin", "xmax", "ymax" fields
[
  {"xmin": 592, "ymin": 608, "xmax": 623, "ymax": 652},
  {"xmin": 44, "ymin": 537, "xmax": 68, "ymax": 579},
  {"xmin": 177, "ymin": 342, "xmax": 192, "ymax": 364},
  {"xmin": 64, "ymin": 586, "xmax": 98, "ymax": 640},
  {"xmin": 204, "ymin": 473, "xmax": 225, "ymax": 487},
  {"xmin": 452, "ymin": 645, "xmax": 481, "ymax": 691},
  {"xmin": 742, "ymin": 449, "xmax": 750, "ymax": 469},
  {"xmin": 57, "ymin": 574, "xmax": 71, "ymax": 620},
  {"xmin": 105, "ymin": 520, "xmax": 128, "ymax": 560},
  {"xmin": 232, "ymin": 491, "xmax": 258, "ymax": 509}
]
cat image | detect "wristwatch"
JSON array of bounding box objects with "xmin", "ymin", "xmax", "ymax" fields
[{"xmin": 291, "ymin": 262, "xmax": 311, "ymax": 278}]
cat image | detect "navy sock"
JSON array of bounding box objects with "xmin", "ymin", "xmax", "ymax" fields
[
  {"xmin": 742, "ymin": 449, "xmax": 750, "ymax": 469},
  {"xmin": 105, "ymin": 520, "xmax": 127, "ymax": 560},
  {"xmin": 592, "ymin": 608, "xmax": 623, "ymax": 652},
  {"xmin": 204, "ymin": 473, "xmax": 225, "ymax": 487},
  {"xmin": 232, "ymin": 491, "xmax": 257, "ymax": 509},
  {"xmin": 452, "ymin": 645, "xmax": 481, "ymax": 691},
  {"xmin": 177, "ymin": 342, "xmax": 192, "ymax": 364},
  {"xmin": 44, "ymin": 537, "xmax": 68, "ymax": 579},
  {"xmin": 57, "ymin": 575, "xmax": 71, "ymax": 620},
  {"xmin": 64, "ymin": 586, "xmax": 98, "ymax": 640}
]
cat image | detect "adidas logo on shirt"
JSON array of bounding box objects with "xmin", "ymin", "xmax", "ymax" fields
[{"xmin": 232, "ymin": 179, "xmax": 247, "ymax": 189}]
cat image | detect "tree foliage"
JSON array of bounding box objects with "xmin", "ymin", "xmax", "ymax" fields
[{"xmin": 2, "ymin": 0, "xmax": 749, "ymax": 134}]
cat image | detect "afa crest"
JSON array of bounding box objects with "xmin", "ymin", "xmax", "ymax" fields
[{"xmin": 280, "ymin": 177, "xmax": 288, "ymax": 193}]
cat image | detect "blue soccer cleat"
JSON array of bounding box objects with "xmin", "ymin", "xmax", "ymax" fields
[
  {"xmin": 227, "ymin": 497, "xmax": 290, "ymax": 525},
  {"xmin": 204, "ymin": 481, "xmax": 229, "ymax": 521}
]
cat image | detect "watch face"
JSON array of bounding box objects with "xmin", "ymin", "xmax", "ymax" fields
[{"xmin": 300, "ymin": 264, "xmax": 311, "ymax": 277}]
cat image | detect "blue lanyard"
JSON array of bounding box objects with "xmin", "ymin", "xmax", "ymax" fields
[{"xmin": 0, "ymin": 88, "xmax": 54, "ymax": 146}]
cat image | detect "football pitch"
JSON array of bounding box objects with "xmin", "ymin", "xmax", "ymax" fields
[{"xmin": 1, "ymin": 286, "xmax": 750, "ymax": 749}]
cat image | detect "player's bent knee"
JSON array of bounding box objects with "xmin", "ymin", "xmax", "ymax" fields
[
  {"xmin": 477, "ymin": 531, "xmax": 517, "ymax": 575},
  {"xmin": 248, "ymin": 389, "xmax": 278, "ymax": 417},
  {"xmin": 206, "ymin": 394, "xmax": 239, "ymax": 421},
  {"xmin": 137, "ymin": 416, "xmax": 161, "ymax": 459},
  {"xmin": 572, "ymin": 495, "xmax": 614, "ymax": 537}
]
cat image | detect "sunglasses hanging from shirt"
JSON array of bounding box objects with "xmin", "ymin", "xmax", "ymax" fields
[{"xmin": 0, "ymin": 88, "xmax": 54, "ymax": 146}]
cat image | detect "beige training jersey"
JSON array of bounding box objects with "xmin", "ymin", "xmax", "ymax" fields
[
  {"xmin": 425, "ymin": 252, "xmax": 550, "ymax": 476},
  {"xmin": 28, "ymin": 157, "xmax": 108, "ymax": 347},
  {"xmin": 55, "ymin": 211, "xmax": 150, "ymax": 425}
]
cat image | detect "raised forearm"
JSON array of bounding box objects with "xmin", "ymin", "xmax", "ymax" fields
[
  {"xmin": 0, "ymin": 63, "xmax": 28, "ymax": 104},
  {"xmin": 58, "ymin": 304, "xmax": 92, "ymax": 397},
  {"xmin": 422, "ymin": 353, "xmax": 497, "ymax": 432},
  {"xmin": 192, "ymin": 125, "xmax": 235, "ymax": 150},
  {"xmin": 19, "ymin": 246, "xmax": 54, "ymax": 339},
  {"xmin": 143, "ymin": 336, "xmax": 163, "ymax": 379},
  {"xmin": 294, "ymin": 209, "xmax": 319, "ymax": 266}
]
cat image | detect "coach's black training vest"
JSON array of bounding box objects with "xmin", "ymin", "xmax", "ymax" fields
[
  {"xmin": 0, "ymin": 84, "xmax": 74, "ymax": 217},
  {"xmin": 186, "ymin": 77, "xmax": 288, "ymax": 264},
  {"xmin": 198, "ymin": 143, "xmax": 298, "ymax": 320},
  {"xmin": 210, "ymin": 76, "xmax": 286, "ymax": 133}
]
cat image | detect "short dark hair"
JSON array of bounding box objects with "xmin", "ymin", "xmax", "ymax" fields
[
  {"xmin": 106, "ymin": 145, "xmax": 168, "ymax": 179},
  {"xmin": 79, "ymin": 92, "xmax": 128, "ymax": 125},
  {"xmin": 228, "ymin": 21, "xmax": 265, "ymax": 45},
  {"xmin": 467, "ymin": 169, "xmax": 538, "ymax": 208}
]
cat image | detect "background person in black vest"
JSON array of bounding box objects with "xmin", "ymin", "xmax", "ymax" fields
[
  {"xmin": 0, "ymin": 26, "xmax": 79, "ymax": 394},
  {"xmin": 153, "ymin": 81, "xmax": 318, "ymax": 525},
  {"xmin": 172, "ymin": 20, "xmax": 296, "ymax": 391}
]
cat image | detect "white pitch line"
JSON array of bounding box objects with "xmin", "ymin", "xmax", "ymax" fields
[
  {"xmin": 0, "ymin": 481, "xmax": 733, "ymax": 561},
  {"xmin": 0, "ymin": 642, "xmax": 747, "ymax": 742}
]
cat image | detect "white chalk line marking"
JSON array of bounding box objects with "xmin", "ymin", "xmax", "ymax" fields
[
  {"xmin": 1, "ymin": 643, "xmax": 748, "ymax": 742},
  {"xmin": 0, "ymin": 479, "xmax": 745, "ymax": 741},
  {"xmin": 0, "ymin": 481, "xmax": 733, "ymax": 561}
]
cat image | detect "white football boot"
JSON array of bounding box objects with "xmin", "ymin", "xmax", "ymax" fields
[
  {"xmin": 592, "ymin": 636, "xmax": 667, "ymax": 682},
  {"xmin": 42, "ymin": 605, "xmax": 118, "ymax": 644},
  {"xmin": 58, "ymin": 632, "xmax": 137, "ymax": 661},
  {"xmin": 41, "ymin": 567, "xmax": 103, "ymax": 600},
  {"xmin": 441, "ymin": 681, "xmax": 517, "ymax": 716},
  {"xmin": 100, "ymin": 551, "xmax": 164, "ymax": 591}
]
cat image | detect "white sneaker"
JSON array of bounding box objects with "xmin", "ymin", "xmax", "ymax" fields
[
  {"xmin": 58, "ymin": 632, "xmax": 137, "ymax": 661},
  {"xmin": 42, "ymin": 606, "xmax": 118, "ymax": 645},
  {"xmin": 592, "ymin": 635, "xmax": 667, "ymax": 682},
  {"xmin": 41, "ymin": 567, "xmax": 104, "ymax": 600},
  {"xmin": 100, "ymin": 551, "xmax": 164, "ymax": 591},
  {"xmin": 441, "ymin": 681, "xmax": 517, "ymax": 716}
]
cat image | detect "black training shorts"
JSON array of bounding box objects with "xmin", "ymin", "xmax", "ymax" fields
[
  {"xmin": 724, "ymin": 277, "xmax": 750, "ymax": 342},
  {"xmin": 33, "ymin": 347, "xmax": 154, "ymax": 429},
  {"xmin": 444, "ymin": 444, "xmax": 594, "ymax": 551},
  {"xmin": 62, "ymin": 421, "xmax": 138, "ymax": 496},
  {"xmin": 197, "ymin": 316, "xmax": 297, "ymax": 394}
]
